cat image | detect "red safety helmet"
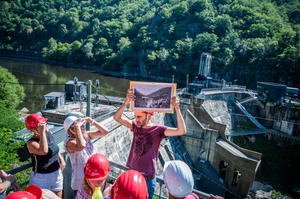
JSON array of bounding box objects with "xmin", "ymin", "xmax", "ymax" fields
[
  {"xmin": 110, "ymin": 170, "xmax": 148, "ymax": 199},
  {"xmin": 24, "ymin": 185, "xmax": 42, "ymax": 199},
  {"xmin": 5, "ymin": 185, "xmax": 42, "ymax": 199},
  {"xmin": 148, "ymin": 112, "xmax": 154, "ymax": 116},
  {"xmin": 84, "ymin": 153, "xmax": 110, "ymax": 180},
  {"xmin": 25, "ymin": 114, "xmax": 48, "ymax": 130}
]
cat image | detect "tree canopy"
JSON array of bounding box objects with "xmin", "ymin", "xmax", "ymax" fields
[
  {"xmin": 0, "ymin": 0, "xmax": 299, "ymax": 87},
  {"xmin": 0, "ymin": 67, "xmax": 25, "ymax": 109}
]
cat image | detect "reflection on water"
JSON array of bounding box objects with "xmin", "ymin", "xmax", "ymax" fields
[{"xmin": 0, "ymin": 56, "xmax": 129, "ymax": 113}]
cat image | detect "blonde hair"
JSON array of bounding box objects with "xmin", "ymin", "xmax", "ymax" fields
[{"xmin": 83, "ymin": 178, "xmax": 93, "ymax": 196}]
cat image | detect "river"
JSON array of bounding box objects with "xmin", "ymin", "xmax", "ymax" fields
[{"xmin": 0, "ymin": 56, "xmax": 130, "ymax": 113}]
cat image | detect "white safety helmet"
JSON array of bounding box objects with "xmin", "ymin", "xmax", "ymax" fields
[
  {"xmin": 64, "ymin": 116, "xmax": 78, "ymax": 132},
  {"xmin": 163, "ymin": 160, "xmax": 194, "ymax": 197}
]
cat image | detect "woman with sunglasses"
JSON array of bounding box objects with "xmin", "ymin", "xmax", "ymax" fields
[
  {"xmin": 25, "ymin": 114, "xmax": 65, "ymax": 198},
  {"xmin": 64, "ymin": 115, "xmax": 108, "ymax": 197}
]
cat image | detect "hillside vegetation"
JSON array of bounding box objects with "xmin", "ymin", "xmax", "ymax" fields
[{"xmin": 0, "ymin": 0, "xmax": 299, "ymax": 87}]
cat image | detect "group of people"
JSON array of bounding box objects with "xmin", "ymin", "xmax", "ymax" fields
[{"xmin": 1, "ymin": 89, "xmax": 221, "ymax": 199}]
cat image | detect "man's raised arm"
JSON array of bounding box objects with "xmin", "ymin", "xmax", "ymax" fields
[
  {"xmin": 113, "ymin": 89, "xmax": 134, "ymax": 129},
  {"xmin": 164, "ymin": 96, "xmax": 187, "ymax": 137}
]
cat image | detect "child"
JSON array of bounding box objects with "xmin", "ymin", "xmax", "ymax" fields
[
  {"xmin": 110, "ymin": 170, "xmax": 148, "ymax": 199},
  {"xmin": 76, "ymin": 153, "xmax": 111, "ymax": 199}
]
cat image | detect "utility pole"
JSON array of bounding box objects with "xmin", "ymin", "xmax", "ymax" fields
[
  {"xmin": 186, "ymin": 74, "xmax": 189, "ymax": 91},
  {"xmin": 86, "ymin": 80, "xmax": 92, "ymax": 131},
  {"xmin": 79, "ymin": 85, "xmax": 83, "ymax": 113},
  {"xmin": 95, "ymin": 79, "xmax": 100, "ymax": 107}
]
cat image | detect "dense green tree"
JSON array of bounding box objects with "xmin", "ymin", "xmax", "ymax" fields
[
  {"xmin": 194, "ymin": 33, "xmax": 219, "ymax": 53},
  {"xmin": 214, "ymin": 14, "xmax": 232, "ymax": 37},
  {"xmin": 82, "ymin": 42, "xmax": 94, "ymax": 60},
  {"xmin": 42, "ymin": 37, "xmax": 57, "ymax": 59},
  {"xmin": 189, "ymin": 0, "xmax": 208, "ymax": 14},
  {"xmin": 0, "ymin": 0, "xmax": 299, "ymax": 87},
  {"xmin": 0, "ymin": 99, "xmax": 28, "ymax": 186},
  {"xmin": 0, "ymin": 67, "xmax": 25, "ymax": 109},
  {"xmin": 248, "ymin": 24, "xmax": 269, "ymax": 38}
]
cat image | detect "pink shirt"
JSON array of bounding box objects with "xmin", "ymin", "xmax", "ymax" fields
[{"xmin": 126, "ymin": 121, "xmax": 167, "ymax": 176}]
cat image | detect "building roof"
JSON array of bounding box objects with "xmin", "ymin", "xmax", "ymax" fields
[
  {"xmin": 44, "ymin": 92, "xmax": 65, "ymax": 97},
  {"xmin": 65, "ymin": 80, "xmax": 86, "ymax": 85},
  {"xmin": 257, "ymin": 82, "xmax": 286, "ymax": 88},
  {"xmin": 216, "ymin": 138, "xmax": 259, "ymax": 162}
]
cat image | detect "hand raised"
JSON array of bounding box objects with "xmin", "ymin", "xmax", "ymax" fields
[
  {"xmin": 171, "ymin": 96, "xmax": 179, "ymax": 109},
  {"xmin": 37, "ymin": 122, "xmax": 47, "ymax": 134},
  {"xmin": 74, "ymin": 118, "xmax": 85, "ymax": 127},
  {"xmin": 125, "ymin": 89, "xmax": 135, "ymax": 104},
  {"xmin": 84, "ymin": 117, "xmax": 93, "ymax": 123}
]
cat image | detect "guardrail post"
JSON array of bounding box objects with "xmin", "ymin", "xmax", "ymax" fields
[
  {"xmin": 86, "ymin": 80, "xmax": 92, "ymax": 131},
  {"xmin": 159, "ymin": 180, "xmax": 162, "ymax": 199}
]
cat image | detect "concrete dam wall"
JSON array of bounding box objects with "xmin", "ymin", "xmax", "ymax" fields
[{"xmin": 62, "ymin": 96, "xmax": 261, "ymax": 198}]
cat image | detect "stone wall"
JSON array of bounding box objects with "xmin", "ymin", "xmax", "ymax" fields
[
  {"xmin": 212, "ymin": 141, "xmax": 259, "ymax": 197},
  {"xmin": 243, "ymin": 100, "xmax": 300, "ymax": 137},
  {"xmin": 181, "ymin": 109, "xmax": 219, "ymax": 165}
]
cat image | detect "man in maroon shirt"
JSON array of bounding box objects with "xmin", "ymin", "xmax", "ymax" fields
[{"xmin": 114, "ymin": 89, "xmax": 186, "ymax": 199}]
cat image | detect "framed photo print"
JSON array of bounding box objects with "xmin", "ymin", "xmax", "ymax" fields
[{"xmin": 130, "ymin": 81, "xmax": 177, "ymax": 113}]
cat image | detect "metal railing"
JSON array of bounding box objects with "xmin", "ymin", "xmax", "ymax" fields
[
  {"xmin": 109, "ymin": 161, "xmax": 211, "ymax": 199},
  {"xmin": 6, "ymin": 161, "xmax": 211, "ymax": 199},
  {"xmin": 6, "ymin": 162, "xmax": 32, "ymax": 192}
]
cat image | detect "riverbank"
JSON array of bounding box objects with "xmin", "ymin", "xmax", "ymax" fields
[{"xmin": 0, "ymin": 49, "xmax": 184, "ymax": 85}]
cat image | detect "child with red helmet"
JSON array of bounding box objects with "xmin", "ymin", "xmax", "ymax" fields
[
  {"xmin": 75, "ymin": 153, "xmax": 111, "ymax": 199},
  {"xmin": 5, "ymin": 185, "xmax": 42, "ymax": 199},
  {"xmin": 110, "ymin": 170, "xmax": 148, "ymax": 199}
]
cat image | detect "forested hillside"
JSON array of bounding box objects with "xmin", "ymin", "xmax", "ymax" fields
[{"xmin": 0, "ymin": 0, "xmax": 299, "ymax": 87}]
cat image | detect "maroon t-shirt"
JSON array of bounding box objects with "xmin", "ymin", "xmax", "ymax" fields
[{"xmin": 126, "ymin": 121, "xmax": 168, "ymax": 176}]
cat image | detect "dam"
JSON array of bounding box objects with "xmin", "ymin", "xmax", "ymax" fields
[{"xmin": 35, "ymin": 84, "xmax": 262, "ymax": 198}]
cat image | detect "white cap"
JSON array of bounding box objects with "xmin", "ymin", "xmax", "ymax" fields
[
  {"xmin": 64, "ymin": 116, "xmax": 78, "ymax": 132},
  {"xmin": 163, "ymin": 160, "xmax": 194, "ymax": 197}
]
